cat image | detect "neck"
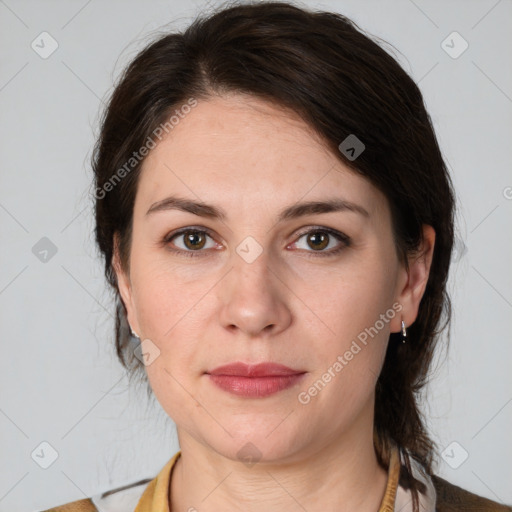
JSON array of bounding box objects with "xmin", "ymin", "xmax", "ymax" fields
[{"xmin": 169, "ymin": 403, "xmax": 389, "ymax": 512}]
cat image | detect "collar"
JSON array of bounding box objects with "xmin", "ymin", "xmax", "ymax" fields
[{"xmin": 134, "ymin": 450, "xmax": 181, "ymax": 512}]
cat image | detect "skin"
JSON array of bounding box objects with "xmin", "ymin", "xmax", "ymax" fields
[{"xmin": 113, "ymin": 93, "xmax": 435, "ymax": 512}]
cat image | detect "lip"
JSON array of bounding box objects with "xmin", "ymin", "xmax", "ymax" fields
[
  {"xmin": 206, "ymin": 362, "xmax": 307, "ymax": 398},
  {"xmin": 207, "ymin": 362, "xmax": 304, "ymax": 377}
]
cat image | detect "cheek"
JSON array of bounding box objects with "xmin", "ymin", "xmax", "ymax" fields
[
  {"xmin": 144, "ymin": 357, "xmax": 200, "ymax": 432},
  {"xmin": 130, "ymin": 251, "xmax": 207, "ymax": 337},
  {"xmin": 129, "ymin": 260, "xmax": 207, "ymax": 403},
  {"xmin": 304, "ymin": 252, "xmax": 397, "ymax": 335},
  {"xmin": 301, "ymin": 252, "xmax": 398, "ymax": 390},
  {"xmin": 135, "ymin": 265, "xmax": 206, "ymax": 425}
]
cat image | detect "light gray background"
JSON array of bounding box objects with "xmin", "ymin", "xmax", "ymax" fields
[{"xmin": 1, "ymin": 0, "xmax": 511, "ymax": 511}]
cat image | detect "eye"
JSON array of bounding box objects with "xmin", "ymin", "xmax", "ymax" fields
[
  {"xmin": 163, "ymin": 226, "xmax": 350, "ymax": 258},
  {"xmin": 290, "ymin": 227, "xmax": 350, "ymax": 256},
  {"xmin": 164, "ymin": 227, "xmax": 218, "ymax": 257}
]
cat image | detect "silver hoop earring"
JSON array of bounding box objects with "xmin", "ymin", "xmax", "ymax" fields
[{"xmin": 401, "ymin": 320, "xmax": 407, "ymax": 343}]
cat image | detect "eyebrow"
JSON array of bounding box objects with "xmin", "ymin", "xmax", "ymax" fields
[{"xmin": 145, "ymin": 195, "xmax": 370, "ymax": 222}]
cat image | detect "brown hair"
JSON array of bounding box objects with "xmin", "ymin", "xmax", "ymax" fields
[{"xmin": 91, "ymin": 1, "xmax": 455, "ymax": 506}]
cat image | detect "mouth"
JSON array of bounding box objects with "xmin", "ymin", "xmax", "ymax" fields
[
  {"xmin": 205, "ymin": 362, "xmax": 307, "ymax": 398},
  {"xmin": 207, "ymin": 361, "xmax": 305, "ymax": 377}
]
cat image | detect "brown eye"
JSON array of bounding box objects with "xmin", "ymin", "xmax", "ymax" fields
[
  {"xmin": 183, "ymin": 231, "xmax": 207, "ymax": 250},
  {"xmin": 164, "ymin": 228, "xmax": 217, "ymax": 256},
  {"xmin": 306, "ymin": 231, "xmax": 329, "ymax": 251},
  {"xmin": 292, "ymin": 227, "xmax": 350, "ymax": 257}
]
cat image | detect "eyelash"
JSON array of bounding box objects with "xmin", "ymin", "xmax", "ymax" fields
[{"xmin": 162, "ymin": 226, "xmax": 351, "ymax": 259}]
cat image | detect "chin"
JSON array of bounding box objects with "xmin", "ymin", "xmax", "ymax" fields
[{"xmin": 205, "ymin": 426, "xmax": 306, "ymax": 465}]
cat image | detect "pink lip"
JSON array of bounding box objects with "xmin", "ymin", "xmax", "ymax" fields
[
  {"xmin": 206, "ymin": 362, "xmax": 306, "ymax": 398},
  {"xmin": 207, "ymin": 362, "xmax": 304, "ymax": 377}
]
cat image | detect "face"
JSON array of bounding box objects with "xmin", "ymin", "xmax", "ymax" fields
[{"xmin": 114, "ymin": 94, "xmax": 433, "ymax": 463}]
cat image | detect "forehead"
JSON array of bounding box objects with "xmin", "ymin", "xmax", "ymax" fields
[{"xmin": 136, "ymin": 94, "xmax": 386, "ymax": 220}]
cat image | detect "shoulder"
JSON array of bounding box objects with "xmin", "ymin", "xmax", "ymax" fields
[
  {"xmin": 38, "ymin": 477, "xmax": 153, "ymax": 512},
  {"xmin": 432, "ymin": 474, "xmax": 512, "ymax": 511}
]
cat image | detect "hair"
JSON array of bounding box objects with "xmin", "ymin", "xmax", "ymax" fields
[{"xmin": 91, "ymin": 1, "xmax": 455, "ymax": 508}]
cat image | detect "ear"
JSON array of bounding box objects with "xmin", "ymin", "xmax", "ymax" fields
[
  {"xmin": 112, "ymin": 232, "xmax": 140, "ymax": 335},
  {"xmin": 390, "ymin": 224, "xmax": 436, "ymax": 333}
]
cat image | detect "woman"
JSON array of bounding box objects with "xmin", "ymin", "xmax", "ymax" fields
[{"xmin": 42, "ymin": 1, "xmax": 512, "ymax": 511}]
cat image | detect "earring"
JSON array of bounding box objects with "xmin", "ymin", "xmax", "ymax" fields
[
  {"xmin": 130, "ymin": 326, "xmax": 140, "ymax": 339},
  {"xmin": 401, "ymin": 320, "xmax": 407, "ymax": 343}
]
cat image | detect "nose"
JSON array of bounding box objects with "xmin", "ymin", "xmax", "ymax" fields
[{"xmin": 218, "ymin": 250, "xmax": 292, "ymax": 338}]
